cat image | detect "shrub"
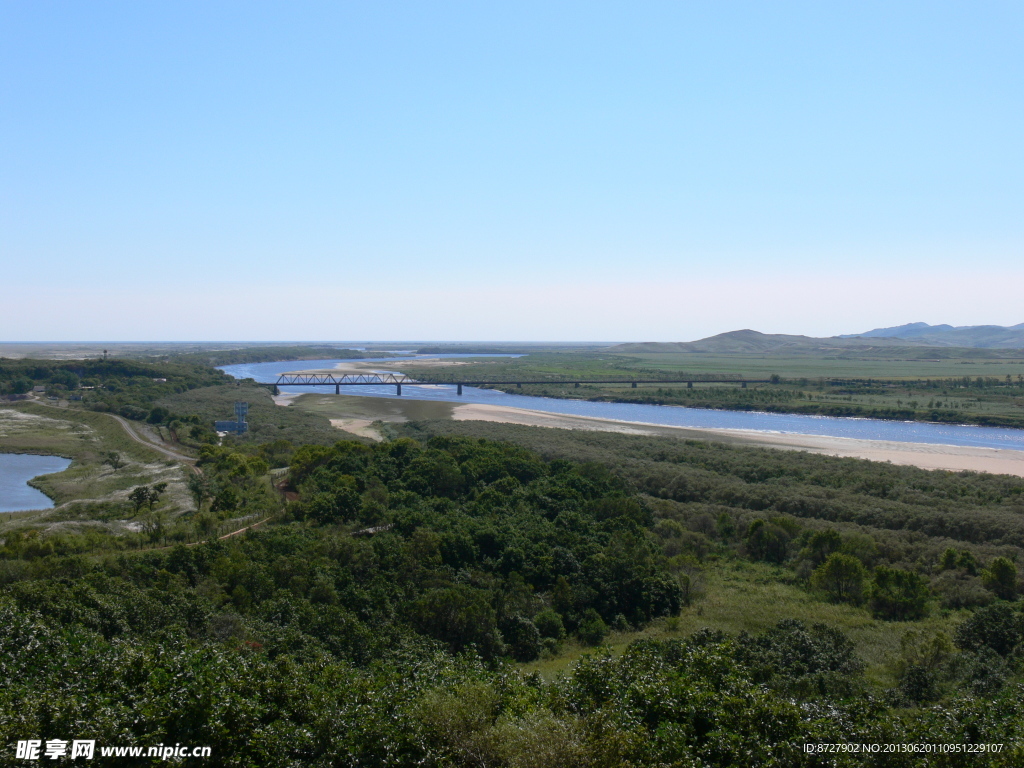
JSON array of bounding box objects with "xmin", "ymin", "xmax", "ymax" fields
[
  {"xmin": 868, "ymin": 566, "xmax": 929, "ymax": 621},
  {"xmin": 982, "ymin": 557, "xmax": 1018, "ymax": 600},
  {"xmin": 811, "ymin": 553, "xmax": 867, "ymax": 604},
  {"xmin": 578, "ymin": 609, "xmax": 608, "ymax": 646},
  {"xmin": 533, "ymin": 609, "xmax": 566, "ymax": 641},
  {"xmin": 745, "ymin": 519, "xmax": 789, "ymax": 564},
  {"xmin": 954, "ymin": 603, "xmax": 1024, "ymax": 657}
]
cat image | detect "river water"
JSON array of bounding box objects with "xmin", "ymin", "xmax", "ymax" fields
[
  {"xmin": 0, "ymin": 453, "xmax": 71, "ymax": 513},
  {"xmin": 220, "ymin": 356, "xmax": 1024, "ymax": 452}
]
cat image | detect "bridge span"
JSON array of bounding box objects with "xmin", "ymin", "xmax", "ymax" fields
[{"xmin": 274, "ymin": 373, "xmax": 771, "ymax": 396}]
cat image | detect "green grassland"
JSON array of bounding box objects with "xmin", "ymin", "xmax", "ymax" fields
[
  {"xmin": 0, "ymin": 403, "xmax": 187, "ymax": 530},
  {"xmin": 288, "ymin": 393, "xmax": 457, "ymax": 422},
  {"xmin": 395, "ymin": 351, "xmax": 1024, "ymax": 428},
  {"xmin": 524, "ymin": 559, "xmax": 966, "ymax": 689}
]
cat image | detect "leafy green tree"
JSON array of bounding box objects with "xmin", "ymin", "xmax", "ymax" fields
[
  {"xmin": 745, "ymin": 519, "xmax": 789, "ymax": 564},
  {"xmin": 128, "ymin": 486, "xmax": 151, "ymax": 515},
  {"xmin": 147, "ymin": 406, "xmax": 171, "ymax": 424},
  {"xmin": 578, "ymin": 608, "xmax": 608, "ymax": 645},
  {"xmin": 50, "ymin": 369, "xmax": 80, "ymax": 390},
  {"xmin": 533, "ymin": 609, "xmax": 566, "ymax": 641},
  {"xmin": 715, "ymin": 511, "xmax": 735, "ymax": 541},
  {"xmin": 103, "ymin": 451, "xmax": 125, "ymax": 472},
  {"xmin": 412, "ymin": 585, "xmax": 502, "ymax": 658},
  {"xmin": 211, "ymin": 485, "xmax": 240, "ymax": 513},
  {"xmin": 982, "ymin": 557, "xmax": 1018, "ymax": 600},
  {"xmin": 954, "ymin": 603, "xmax": 1024, "ymax": 656},
  {"xmin": 802, "ymin": 528, "xmax": 842, "ymax": 568},
  {"xmin": 402, "ymin": 449, "xmax": 464, "ymax": 498},
  {"xmin": 187, "ymin": 472, "xmax": 213, "ymax": 512},
  {"xmin": 811, "ymin": 553, "xmax": 867, "ymax": 604},
  {"xmin": 868, "ymin": 566, "xmax": 929, "ymax": 620},
  {"xmin": 148, "ymin": 482, "xmax": 168, "ymax": 509},
  {"xmin": 940, "ymin": 547, "xmax": 959, "ymax": 570},
  {"xmin": 500, "ymin": 615, "xmax": 542, "ymax": 661},
  {"xmin": 957, "ymin": 550, "xmax": 979, "ymax": 575}
]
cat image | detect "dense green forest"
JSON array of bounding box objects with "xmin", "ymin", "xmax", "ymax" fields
[
  {"xmin": 3, "ymin": 423, "xmax": 1023, "ymax": 765},
  {"xmin": 0, "ymin": 357, "xmax": 230, "ymax": 419}
]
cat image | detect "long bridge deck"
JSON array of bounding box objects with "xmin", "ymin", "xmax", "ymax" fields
[{"xmin": 274, "ymin": 372, "xmax": 771, "ymax": 395}]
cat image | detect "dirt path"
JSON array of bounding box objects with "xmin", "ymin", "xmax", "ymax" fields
[
  {"xmin": 105, "ymin": 413, "xmax": 196, "ymax": 463},
  {"xmin": 217, "ymin": 516, "xmax": 273, "ymax": 539},
  {"xmin": 26, "ymin": 399, "xmax": 197, "ymax": 464}
]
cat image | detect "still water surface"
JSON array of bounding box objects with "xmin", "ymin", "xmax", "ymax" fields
[
  {"xmin": 220, "ymin": 357, "xmax": 1024, "ymax": 452},
  {"xmin": 0, "ymin": 453, "xmax": 71, "ymax": 513}
]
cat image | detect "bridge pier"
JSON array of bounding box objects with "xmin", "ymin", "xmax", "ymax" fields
[
  {"xmin": 741, "ymin": 382, "xmax": 747, "ymax": 389},
  {"xmin": 457, "ymin": 384, "xmax": 463, "ymax": 395},
  {"xmin": 574, "ymin": 382, "xmax": 579, "ymax": 388},
  {"xmin": 335, "ymin": 384, "xmax": 340, "ymax": 395},
  {"xmin": 396, "ymin": 384, "xmax": 402, "ymax": 396},
  {"xmin": 517, "ymin": 383, "xmax": 521, "ymax": 388},
  {"xmin": 631, "ymin": 381, "xmax": 637, "ymax": 388},
  {"xmin": 687, "ymin": 382, "xmax": 693, "ymax": 388}
]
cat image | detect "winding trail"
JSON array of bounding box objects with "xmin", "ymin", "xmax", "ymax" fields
[
  {"xmin": 105, "ymin": 413, "xmax": 196, "ymax": 463},
  {"xmin": 17, "ymin": 400, "xmax": 281, "ymax": 547},
  {"xmin": 25, "ymin": 399, "xmax": 196, "ymax": 464}
]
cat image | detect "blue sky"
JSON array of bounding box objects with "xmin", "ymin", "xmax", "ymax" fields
[{"xmin": 2, "ymin": 1, "xmax": 1021, "ymax": 341}]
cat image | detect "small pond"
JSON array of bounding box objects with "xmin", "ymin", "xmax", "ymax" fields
[{"xmin": 0, "ymin": 453, "xmax": 72, "ymax": 513}]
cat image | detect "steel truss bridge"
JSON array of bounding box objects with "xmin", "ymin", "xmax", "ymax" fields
[{"xmin": 274, "ymin": 372, "xmax": 771, "ymax": 396}]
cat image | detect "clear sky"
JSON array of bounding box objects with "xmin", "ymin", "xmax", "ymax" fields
[{"xmin": 2, "ymin": 1, "xmax": 1022, "ymax": 342}]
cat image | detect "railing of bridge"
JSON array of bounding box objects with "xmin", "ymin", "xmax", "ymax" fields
[
  {"xmin": 276, "ymin": 373, "xmax": 418, "ymax": 385},
  {"xmin": 274, "ymin": 373, "xmax": 771, "ymax": 387}
]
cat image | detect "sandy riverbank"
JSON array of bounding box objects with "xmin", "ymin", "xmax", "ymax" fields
[
  {"xmin": 272, "ymin": 388, "xmax": 1024, "ymax": 477},
  {"xmin": 450, "ymin": 403, "xmax": 1024, "ymax": 477}
]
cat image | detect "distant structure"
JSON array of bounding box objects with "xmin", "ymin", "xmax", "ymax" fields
[{"xmin": 215, "ymin": 401, "xmax": 249, "ymax": 434}]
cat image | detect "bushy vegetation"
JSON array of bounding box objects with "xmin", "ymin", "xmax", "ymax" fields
[
  {"xmin": 3, "ymin": 427, "xmax": 1024, "ymax": 764},
  {"xmin": 158, "ymin": 383, "xmax": 349, "ymax": 447},
  {"xmin": 0, "ymin": 357, "xmax": 230, "ymax": 419}
]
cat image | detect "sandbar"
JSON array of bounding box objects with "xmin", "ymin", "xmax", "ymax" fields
[{"xmin": 451, "ymin": 403, "xmax": 1024, "ymax": 477}]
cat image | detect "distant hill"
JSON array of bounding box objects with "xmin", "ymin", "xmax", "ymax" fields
[
  {"xmin": 610, "ymin": 330, "xmax": 912, "ymax": 355},
  {"xmin": 610, "ymin": 327, "xmax": 1024, "ymax": 355},
  {"xmin": 839, "ymin": 322, "xmax": 1024, "ymax": 348}
]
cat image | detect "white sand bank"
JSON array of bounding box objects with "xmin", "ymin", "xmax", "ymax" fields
[{"xmin": 451, "ymin": 403, "xmax": 1024, "ymax": 477}]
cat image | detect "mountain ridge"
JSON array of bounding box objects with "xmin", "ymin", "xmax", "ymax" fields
[
  {"xmin": 838, "ymin": 322, "xmax": 1024, "ymax": 347},
  {"xmin": 610, "ymin": 325, "xmax": 1024, "ymax": 354}
]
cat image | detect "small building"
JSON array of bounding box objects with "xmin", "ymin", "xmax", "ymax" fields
[{"xmin": 215, "ymin": 401, "xmax": 249, "ymax": 434}]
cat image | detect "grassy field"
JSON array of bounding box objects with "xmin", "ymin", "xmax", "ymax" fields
[
  {"xmin": 523, "ymin": 559, "xmax": 964, "ymax": 689},
  {"xmin": 289, "ymin": 393, "xmax": 456, "ymax": 419},
  {"xmin": 0, "ymin": 403, "xmax": 188, "ymax": 531}
]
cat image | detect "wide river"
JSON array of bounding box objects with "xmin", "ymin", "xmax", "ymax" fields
[
  {"xmin": 221, "ymin": 356, "xmax": 1024, "ymax": 452},
  {"xmin": 0, "ymin": 453, "xmax": 72, "ymax": 513}
]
